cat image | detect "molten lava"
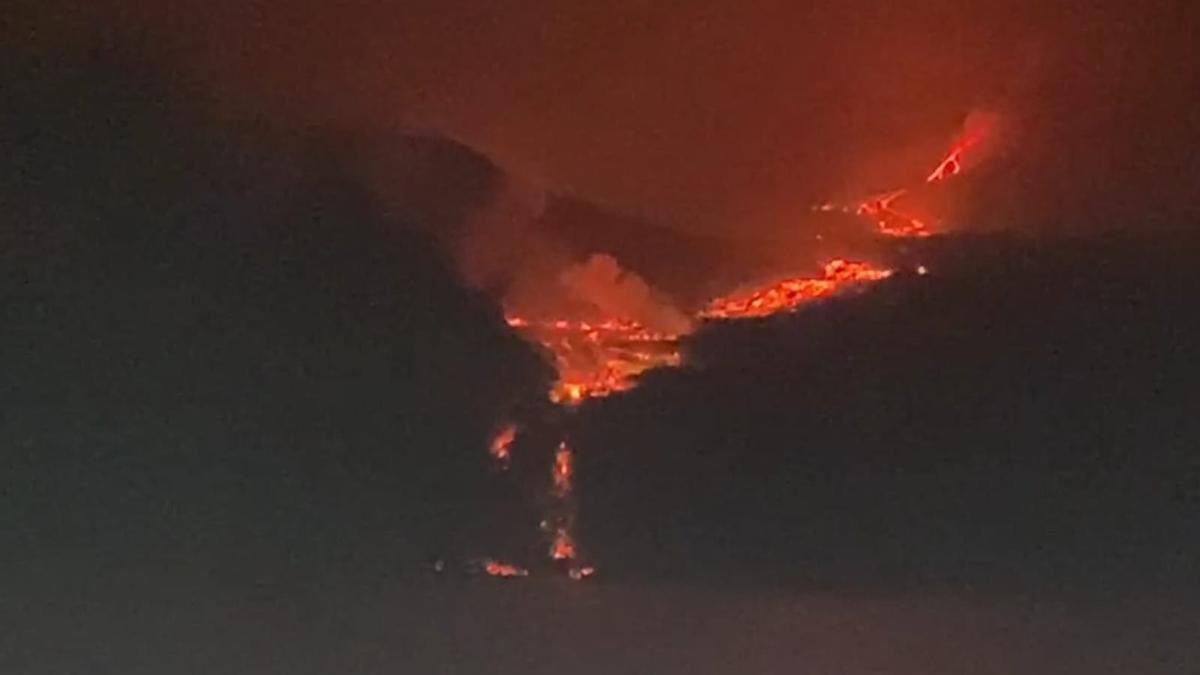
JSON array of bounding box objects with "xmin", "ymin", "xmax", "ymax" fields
[
  {"xmin": 568, "ymin": 565, "xmax": 596, "ymax": 580},
  {"xmin": 489, "ymin": 423, "xmax": 516, "ymax": 469},
  {"xmin": 473, "ymin": 116, "xmax": 987, "ymax": 581},
  {"xmin": 926, "ymin": 146, "xmax": 965, "ymax": 183},
  {"xmin": 504, "ymin": 317, "xmax": 682, "ymax": 405},
  {"xmin": 545, "ymin": 441, "xmax": 584, "ymax": 571},
  {"xmin": 552, "ymin": 441, "xmax": 573, "ymax": 497},
  {"xmin": 549, "ymin": 527, "xmax": 576, "ymax": 561},
  {"xmin": 838, "ymin": 114, "xmax": 998, "ymax": 238},
  {"xmin": 926, "ymin": 116, "xmax": 994, "ymax": 184},
  {"xmin": 483, "ymin": 559, "xmax": 529, "ymax": 578},
  {"xmin": 856, "ymin": 189, "xmax": 933, "ymax": 238},
  {"xmin": 492, "ymin": 257, "xmax": 907, "ymax": 581},
  {"xmin": 701, "ymin": 259, "xmax": 893, "ymax": 320}
]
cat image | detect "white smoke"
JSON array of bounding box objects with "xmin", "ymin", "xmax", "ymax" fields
[{"xmin": 559, "ymin": 253, "xmax": 692, "ymax": 333}]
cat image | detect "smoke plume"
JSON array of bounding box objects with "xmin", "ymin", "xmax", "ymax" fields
[
  {"xmin": 454, "ymin": 169, "xmax": 690, "ymax": 331},
  {"xmin": 559, "ymin": 254, "xmax": 692, "ymax": 333}
]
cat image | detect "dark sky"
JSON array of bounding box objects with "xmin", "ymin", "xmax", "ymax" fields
[
  {"xmin": 17, "ymin": 1, "xmax": 1199, "ymax": 236},
  {"xmin": 3, "ymin": 4, "xmax": 1200, "ymax": 673}
]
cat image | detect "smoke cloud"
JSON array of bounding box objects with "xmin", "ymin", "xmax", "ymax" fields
[
  {"xmin": 559, "ymin": 254, "xmax": 692, "ymax": 333},
  {"xmin": 454, "ymin": 174, "xmax": 690, "ymax": 330},
  {"xmin": 14, "ymin": 0, "xmax": 1196, "ymax": 284}
]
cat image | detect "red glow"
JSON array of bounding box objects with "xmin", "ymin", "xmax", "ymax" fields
[
  {"xmin": 553, "ymin": 442, "xmax": 573, "ymax": 497},
  {"xmin": 568, "ymin": 565, "xmax": 596, "ymax": 581},
  {"xmin": 483, "ymin": 559, "xmax": 529, "ymax": 578},
  {"xmin": 926, "ymin": 116, "xmax": 994, "ymax": 184},
  {"xmin": 489, "ymin": 256, "xmax": 899, "ymax": 580},
  {"xmin": 926, "ymin": 147, "xmax": 964, "ymax": 183},
  {"xmin": 701, "ymin": 259, "xmax": 892, "ymax": 320},
  {"xmin": 855, "ymin": 189, "xmax": 932, "ymax": 238},
  {"xmin": 550, "ymin": 527, "xmax": 576, "ymax": 561},
  {"xmin": 836, "ymin": 116, "xmax": 998, "ymax": 238},
  {"xmin": 478, "ymin": 120, "xmax": 993, "ymax": 580},
  {"xmin": 489, "ymin": 423, "xmax": 516, "ymax": 468},
  {"xmin": 504, "ymin": 317, "xmax": 682, "ymax": 404}
]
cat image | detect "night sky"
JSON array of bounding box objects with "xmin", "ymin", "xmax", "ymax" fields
[{"xmin": 4, "ymin": 2, "xmax": 1200, "ymax": 673}]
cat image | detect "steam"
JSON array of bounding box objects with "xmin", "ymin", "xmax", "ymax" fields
[
  {"xmin": 949, "ymin": 109, "xmax": 1006, "ymax": 175},
  {"xmin": 457, "ymin": 171, "xmax": 689, "ymax": 332},
  {"xmin": 559, "ymin": 254, "xmax": 692, "ymax": 333}
]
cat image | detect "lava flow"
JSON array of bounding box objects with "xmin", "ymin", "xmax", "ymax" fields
[
  {"xmin": 503, "ymin": 318, "xmax": 682, "ymax": 405},
  {"xmin": 701, "ymin": 259, "xmax": 893, "ymax": 320},
  {"xmin": 855, "ymin": 114, "xmax": 998, "ymax": 238},
  {"xmin": 488, "ymin": 422, "xmax": 516, "ymax": 469},
  {"xmin": 552, "ymin": 441, "xmax": 573, "ymax": 496},
  {"xmin": 482, "ymin": 559, "xmax": 529, "ymax": 578},
  {"xmin": 856, "ymin": 189, "xmax": 932, "ymax": 238},
  {"xmin": 477, "ymin": 118, "xmax": 993, "ymax": 580},
  {"xmin": 485, "ymin": 257, "xmax": 898, "ymax": 580}
]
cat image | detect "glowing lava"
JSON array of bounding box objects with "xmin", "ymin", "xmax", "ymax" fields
[
  {"xmin": 701, "ymin": 259, "xmax": 893, "ymax": 320},
  {"xmin": 926, "ymin": 145, "xmax": 965, "ymax": 183},
  {"xmin": 552, "ymin": 441, "xmax": 573, "ymax": 497},
  {"xmin": 483, "ymin": 559, "xmax": 529, "ymax": 578},
  {"xmin": 474, "ymin": 116, "xmax": 983, "ymax": 581},
  {"xmin": 504, "ymin": 317, "xmax": 682, "ymax": 405},
  {"xmin": 545, "ymin": 440, "xmax": 585, "ymax": 575},
  {"xmin": 856, "ymin": 190, "xmax": 933, "ymax": 238},
  {"xmin": 926, "ymin": 117, "xmax": 994, "ymax": 184},
  {"xmin": 840, "ymin": 114, "xmax": 997, "ymax": 238},
  {"xmin": 549, "ymin": 527, "xmax": 576, "ymax": 561},
  {"xmin": 492, "ymin": 257, "xmax": 904, "ymax": 580},
  {"xmin": 489, "ymin": 423, "xmax": 516, "ymax": 469},
  {"xmin": 568, "ymin": 565, "xmax": 596, "ymax": 580}
]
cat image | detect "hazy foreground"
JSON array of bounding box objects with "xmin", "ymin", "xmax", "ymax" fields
[{"xmin": 4, "ymin": 558, "xmax": 1197, "ymax": 674}]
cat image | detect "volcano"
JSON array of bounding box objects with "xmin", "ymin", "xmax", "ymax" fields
[{"xmin": 475, "ymin": 125, "xmax": 990, "ymax": 578}]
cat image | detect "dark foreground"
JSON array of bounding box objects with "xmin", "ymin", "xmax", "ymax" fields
[{"xmin": 4, "ymin": 561, "xmax": 1197, "ymax": 674}]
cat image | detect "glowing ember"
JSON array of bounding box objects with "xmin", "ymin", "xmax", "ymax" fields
[
  {"xmin": 486, "ymin": 257, "xmax": 905, "ymax": 580},
  {"xmin": 820, "ymin": 117, "xmax": 997, "ymax": 238},
  {"xmin": 553, "ymin": 442, "xmax": 573, "ymax": 496},
  {"xmin": 856, "ymin": 189, "xmax": 933, "ymax": 238},
  {"xmin": 546, "ymin": 440, "xmax": 582, "ymax": 567},
  {"xmin": 925, "ymin": 120, "xmax": 992, "ymax": 184},
  {"xmin": 493, "ymin": 256, "xmax": 905, "ymax": 579},
  {"xmin": 505, "ymin": 317, "xmax": 682, "ymax": 404},
  {"xmin": 568, "ymin": 565, "xmax": 596, "ymax": 580},
  {"xmin": 549, "ymin": 527, "xmax": 576, "ymax": 561},
  {"xmin": 926, "ymin": 146, "xmax": 964, "ymax": 183},
  {"xmin": 476, "ymin": 117, "xmax": 980, "ymax": 580},
  {"xmin": 701, "ymin": 259, "xmax": 892, "ymax": 320},
  {"xmin": 483, "ymin": 559, "xmax": 529, "ymax": 578},
  {"xmin": 489, "ymin": 423, "xmax": 516, "ymax": 469}
]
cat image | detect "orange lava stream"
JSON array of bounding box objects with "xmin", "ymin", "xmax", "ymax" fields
[
  {"xmin": 488, "ymin": 423, "xmax": 516, "ymax": 469},
  {"xmin": 926, "ymin": 146, "xmax": 966, "ymax": 183},
  {"xmin": 503, "ymin": 258, "xmax": 888, "ymax": 406},
  {"xmin": 505, "ymin": 317, "xmax": 682, "ymax": 405},
  {"xmin": 483, "ymin": 559, "xmax": 529, "ymax": 578},
  {"xmin": 848, "ymin": 122, "xmax": 993, "ymax": 238},
  {"xmin": 856, "ymin": 189, "xmax": 933, "ymax": 238},
  {"xmin": 477, "ymin": 122, "xmax": 983, "ymax": 581},
  {"xmin": 552, "ymin": 442, "xmax": 573, "ymax": 496},
  {"xmin": 544, "ymin": 440, "xmax": 585, "ymax": 575},
  {"xmin": 491, "ymin": 258, "xmax": 896, "ymax": 580},
  {"xmin": 700, "ymin": 259, "xmax": 893, "ymax": 320},
  {"xmin": 549, "ymin": 527, "xmax": 576, "ymax": 561},
  {"xmin": 926, "ymin": 129, "xmax": 989, "ymax": 184}
]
